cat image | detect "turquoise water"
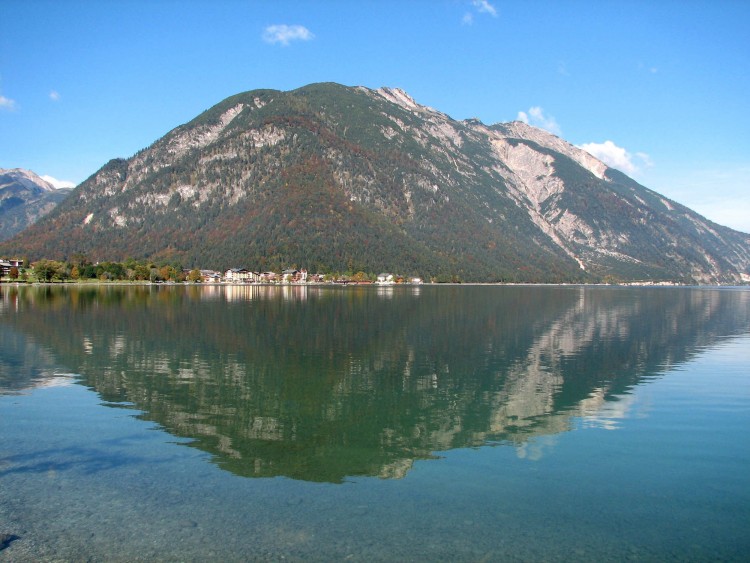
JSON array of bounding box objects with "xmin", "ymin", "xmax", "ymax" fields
[{"xmin": 1, "ymin": 285, "xmax": 749, "ymax": 561}]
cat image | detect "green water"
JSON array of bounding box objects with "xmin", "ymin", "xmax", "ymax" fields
[{"xmin": 1, "ymin": 284, "xmax": 749, "ymax": 561}]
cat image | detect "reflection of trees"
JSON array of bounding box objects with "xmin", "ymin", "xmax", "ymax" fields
[
  {"xmin": 2, "ymin": 285, "xmax": 749, "ymax": 482},
  {"xmin": 0, "ymin": 323, "xmax": 69, "ymax": 393}
]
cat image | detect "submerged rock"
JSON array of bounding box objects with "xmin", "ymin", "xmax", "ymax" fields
[{"xmin": 0, "ymin": 533, "xmax": 20, "ymax": 551}]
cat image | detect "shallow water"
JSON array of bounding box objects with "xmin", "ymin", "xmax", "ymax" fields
[{"xmin": 1, "ymin": 285, "xmax": 749, "ymax": 561}]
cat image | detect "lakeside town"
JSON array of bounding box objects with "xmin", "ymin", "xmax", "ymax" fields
[
  {"xmin": 0, "ymin": 257, "xmax": 426, "ymax": 285},
  {"xmin": 0, "ymin": 257, "xmax": 704, "ymax": 286},
  {"xmin": 215, "ymin": 268, "xmax": 423, "ymax": 285}
]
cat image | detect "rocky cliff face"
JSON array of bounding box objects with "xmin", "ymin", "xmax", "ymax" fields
[
  {"xmin": 473, "ymin": 120, "xmax": 750, "ymax": 283},
  {"xmin": 3, "ymin": 83, "xmax": 749, "ymax": 283},
  {"xmin": 0, "ymin": 168, "xmax": 72, "ymax": 242}
]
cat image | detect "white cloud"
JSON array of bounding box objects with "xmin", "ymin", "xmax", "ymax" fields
[
  {"xmin": 49, "ymin": 90, "xmax": 61, "ymax": 101},
  {"xmin": 0, "ymin": 95, "xmax": 17, "ymax": 111},
  {"xmin": 516, "ymin": 106, "xmax": 562, "ymax": 136},
  {"xmin": 578, "ymin": 140, "xmax": 652, "ymax": 176},
  {"xmin": 463, "ymin": 0, "xmax": 497, "ymax": 24},
  {"xmin": 262, "ymin": 24, "xmax": 314, "ymax": 46},
  {"xmin": 41, "ymin": 175, "xmax": 76, "ymax": 189},
  {"xmin": 635, "ymin": 151, "xmax": 653, "ymax": 168},
  {"xmin": 472, "ymin": 0, "xmax": 498, "ymax": 17}
]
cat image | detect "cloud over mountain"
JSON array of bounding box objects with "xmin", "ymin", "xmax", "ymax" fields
[
  {"xmin": 578, "ymin": 140, "xmax": 651, "ymax": 176},
  {"xmin": 41, "ymin": 175, "xmax": 75, "ymax": 189}
]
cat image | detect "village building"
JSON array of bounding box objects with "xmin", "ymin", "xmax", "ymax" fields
[
  {"xmin": 281, "ymin": 269, "xmax": 308, "ymax": 283},
  {"xmin": 0, "ymin": 259, "xmax": 23, "ymax": 277},
  {"xmin": 258, "ymin": 271, "xmax": 277, "ymax": 282},
  {"xmin": 224, "ymin": 268, "xmax": 255, "ymax": 283},
  {"xmin": 201, "ymin": 270, "xmax": 222, "ymax": 283},
  {"xmin": 376, "ymin": 273, "xmax": 394, "ymax": 285}
]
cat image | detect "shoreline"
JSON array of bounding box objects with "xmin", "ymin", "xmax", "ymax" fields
[{"xmin": 1, "ymin": 280, "xmax": 748, "ymax": 288}]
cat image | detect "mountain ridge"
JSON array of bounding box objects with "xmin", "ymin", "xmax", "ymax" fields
[{"xmin": 2, "ymin": 82, "xmax": 749, "ymax": 283}]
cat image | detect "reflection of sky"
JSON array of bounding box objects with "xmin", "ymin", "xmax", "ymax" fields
[
  {"xmin": 0, "ymin": 372, "xmax": 76, "ymax": 395},
  {"xmin": 32, "ymin": 373, "xmax": 77, "ymax": 390},
  {"xmin": 579, "ymin": 392, "xmax": 638, "ymax": 431},
  {"xmin": 516, "ymin": 435, "xmax": 559, "ymax": 461},
  {"xmin": 513, "ymin": 392, "xmax": 638, "ymax": 460},
  {"xmin": 522, "ymin": 333, "xmax": 750, "ymax": 461}
]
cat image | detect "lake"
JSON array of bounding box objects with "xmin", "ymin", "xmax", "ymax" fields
[{"xmin": 1, "ymin": 284, "xmax": 749, "ymax": 561}]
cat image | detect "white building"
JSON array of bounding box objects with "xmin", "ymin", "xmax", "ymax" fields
[
  {"xmin": 377, "ymin": 273, "xmax": 394, "ymax": 285},
  {"xmin": 224, "ymin": 268, "xmax": 255, "ymax": 283}
]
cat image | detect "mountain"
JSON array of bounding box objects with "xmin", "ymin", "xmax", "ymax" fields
[
  {"xmin": 2, "ymin": 83, "xmax": 749, "ymax": 283},
  {"xmin": 0, "ymin": 168, "xmax": 73, "ymax": 242}
]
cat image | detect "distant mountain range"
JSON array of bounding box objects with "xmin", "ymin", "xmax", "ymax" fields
[
  {"xmin": 0, "ymin": 168, "xmax": 72, "ymax": 242},
  {"xmin": 2, "ymin": 83, "xmax": 749, "ymax": 283}
]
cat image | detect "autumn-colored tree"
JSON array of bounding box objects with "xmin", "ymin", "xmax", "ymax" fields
[
  {"xmin": 131, "ymin": 264, "xmax": 151, "ymax": 281},
  {"xmin": 188, "ymin": 269, "xmax": 202, "ymax": 283},
  {"xmin": 9, "ymin": 266, "xmax": 19, "ymax": 280},
  {"xmin": 32, "ymin": 259, "xmax": 67, "ymax": 282},
  {"xmin": 70, "ymin": 253, "xmax": 90, "ymax": 268}
]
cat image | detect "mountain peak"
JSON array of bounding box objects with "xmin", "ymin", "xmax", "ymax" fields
[
  {"xmin": 0, "ymin": 168, "xmax": 72, "ymax": 241},
  {"xmin": 372, "ymin": 87, "xmax": 446, "ymax": 119},
  {"xmin": 0, "ymin": 168, "xmax": 57, "ymax": 193},
  {"xmin": 374, "ymin": 87, "xmax": 420, "ymax": 110}
]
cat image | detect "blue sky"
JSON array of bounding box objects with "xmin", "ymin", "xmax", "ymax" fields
[{"xmin": 2, "ymin": 0, "xmax": 749, "ymax": 232}]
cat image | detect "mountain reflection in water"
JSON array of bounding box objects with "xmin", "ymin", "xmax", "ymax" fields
[{"xmin": 2, "ymin": 284, "xmax": 749, "ymax": 483}]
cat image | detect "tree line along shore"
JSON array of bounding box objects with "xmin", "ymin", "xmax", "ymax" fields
[{"xmin": 0, "ymin": 257, "xmax": 438, "ymax": 284}]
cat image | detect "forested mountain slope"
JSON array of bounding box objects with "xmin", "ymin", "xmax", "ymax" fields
[{"xmin": 4, "ymin": 83, "xmax": 749, "ymax": 283}]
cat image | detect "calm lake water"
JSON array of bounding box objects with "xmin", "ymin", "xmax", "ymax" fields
[{"xmin": 1, "ymin": 284, "xmax": 749, "ymax": 561}]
